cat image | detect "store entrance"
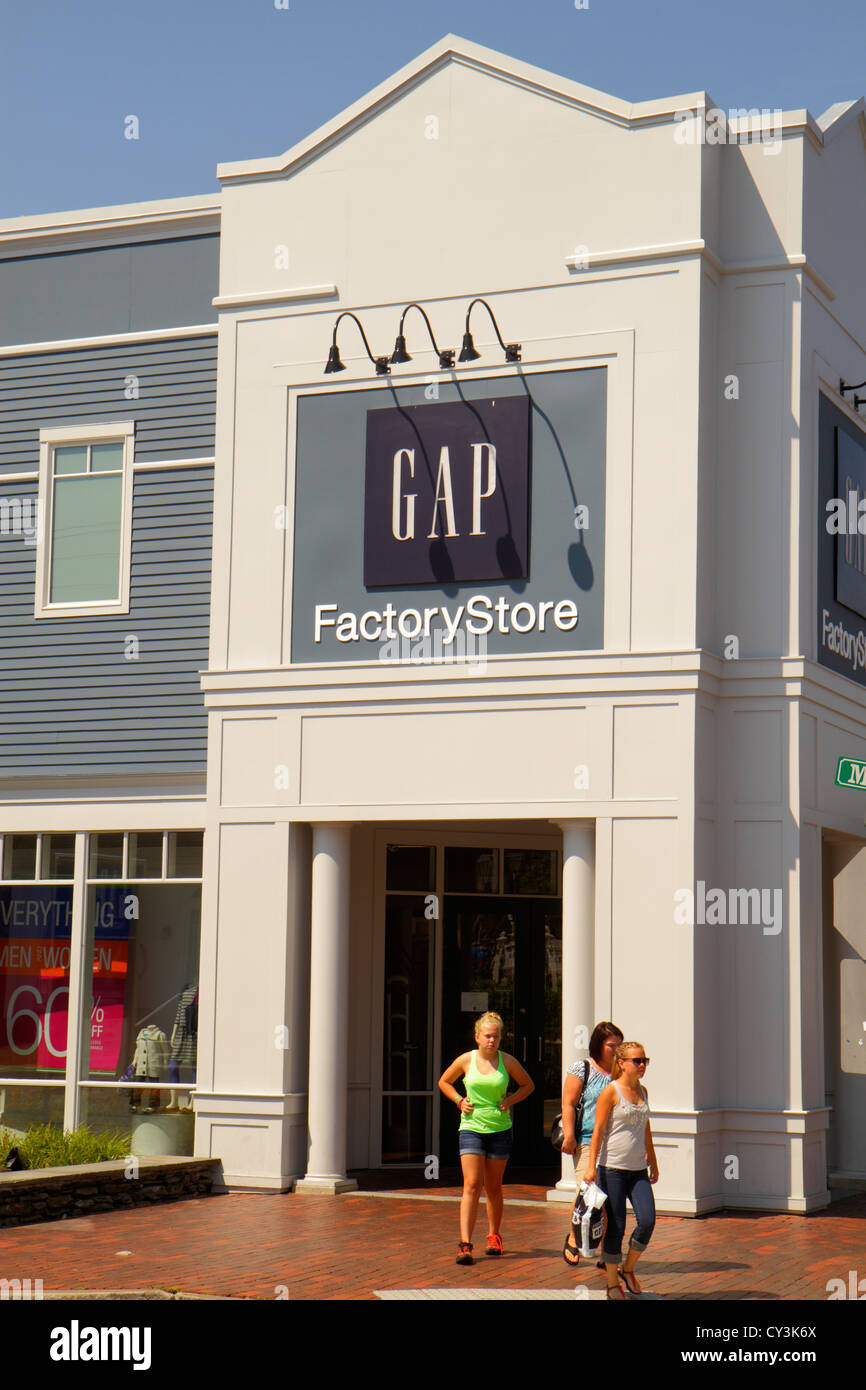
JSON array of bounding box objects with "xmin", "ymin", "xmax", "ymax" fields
[{"xmin": 440, "ymin": 896, "xmax": 562, "ymax": 1167}]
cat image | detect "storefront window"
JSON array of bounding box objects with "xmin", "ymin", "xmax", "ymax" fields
[
  {"xmin": 444, "ymin": 847, "xmax": 498, "ymax": 894},
  {"xmin": 89, "ymin": 833, "xmax": 123, "ymax": 879},
  {"xmin": 382, "ymin": 898, "xmax": 433, "ymax": 1092},
  {"xmin": 79, "ymin": 866, "xmax": 201, "ymax": 1154},
  {"xmin": 385, "ymin": 845, "xmax": 435, "ymax": 892},
  {"xmin": 0, "ymin": 1084, "xmax": 64, "ymax": 1133},
  {"xmin": 168, "ymin": 831, "xmax": 203, "ymax": 879},
  {"xmin": 3, "ymin": 835, "xmax": 37, "ymax": 880},
  {"xmin": 381, "ymin": 896, "xmax": 434, "ymax": 1164},
  {"xmin": 80, "ymin": 882, "xmax": 200, "ymax": 1088},
  {"xmin": 0, "ymin": 882, "xmax": 73, "ymax": 1081},
  {"xmin": 0, "ymin": 830, "xmax": 203, "ymax": 1158},
  {"xmin": 503, "ymin": 849, "xmax": 558, "ymax": 896},
  {"xmin": 128, "ymin": 833, "xmax": 162, "ymax": 879},
  {"xmin": 42, "ymin": 834, "xmax": 75, "ymax": 880}
]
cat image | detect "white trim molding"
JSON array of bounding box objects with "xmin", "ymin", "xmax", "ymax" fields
[
  {"xmin": 213, "ymin": 284, "xmax": 338, "ymax": 310},
  {"xmin": 0, "ymin": 323, "xmax": 217, "ymax": 359}
]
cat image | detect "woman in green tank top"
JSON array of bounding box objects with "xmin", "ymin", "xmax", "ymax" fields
[{"xmin": 438, "ymin": 1011, "xmax": 534, "ymax": 1264}]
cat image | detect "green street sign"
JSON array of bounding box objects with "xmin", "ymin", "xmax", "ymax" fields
[{"xmin": 835, "ymin": 756, "xmax": 866, "ymax": 789}]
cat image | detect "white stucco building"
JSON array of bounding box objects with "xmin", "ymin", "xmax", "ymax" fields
[{"xmin": 192, "ymin": 36, "xmax": 866, "ymax": 1211}]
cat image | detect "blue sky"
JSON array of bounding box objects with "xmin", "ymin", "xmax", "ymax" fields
[{"xmin": 2, "ymin": 0, "xmax": 864, "ymax": 218}]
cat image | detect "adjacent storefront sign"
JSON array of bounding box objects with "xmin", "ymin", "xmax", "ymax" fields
[
  {"xmin": 817, "ymin": 401, "xmax": 866, "ymax": 688},
  {"xmin": 835, "ymin": 756, "xmax": 866, "ymax": 789}
]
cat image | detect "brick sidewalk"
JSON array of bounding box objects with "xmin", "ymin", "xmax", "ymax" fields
[{"xmin": 1, "ymin": 1180, "xmax": 863, "ymax": 1301}]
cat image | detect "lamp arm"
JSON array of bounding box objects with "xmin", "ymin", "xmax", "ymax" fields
[
  {"xmin": 399, "ymin": 302, "xmax": 447, "ymax": 359},
  {"xmin": 333, "ymin": 311, "xmax": 382, "ymax": 369},
  {"xmin": 465, "ymin": 297, "xmax": 510, "ymax": 354}
]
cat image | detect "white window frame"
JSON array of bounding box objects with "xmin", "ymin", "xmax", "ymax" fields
[{"xmin": 35, "ymin": 421, "xmax": 135, "ymax": 618}]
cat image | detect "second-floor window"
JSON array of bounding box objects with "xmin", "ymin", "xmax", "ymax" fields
[{"xmin": 36, "ymin": 421, "xmax": 134, "ymax": 617}]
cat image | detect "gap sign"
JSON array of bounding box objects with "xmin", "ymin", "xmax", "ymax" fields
[
  {"xmin": 363, "ymin": 395, "xmax": 530, "ymax": 587},
  {"xmin": 835, "ymin": 756, "xmax": 866, "ymax": 789}
]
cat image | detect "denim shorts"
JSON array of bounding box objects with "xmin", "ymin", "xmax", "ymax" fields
[{"xmin": 458, "ymin": 1128, "xmax": 513, "ymax": 1159}]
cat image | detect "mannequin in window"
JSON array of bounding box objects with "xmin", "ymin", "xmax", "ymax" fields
[
  {"xmin": 129, "ymin": 1024, "xmax": 169, "ymax": 1112},
  {"xmin": 165, "ymin": 984, "xmax": 198, "ymax": 1112}
]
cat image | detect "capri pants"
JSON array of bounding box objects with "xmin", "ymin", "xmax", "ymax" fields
[{"xmin": 597, "ymin": 1165, "xmax": 655, "ymax": 1263}]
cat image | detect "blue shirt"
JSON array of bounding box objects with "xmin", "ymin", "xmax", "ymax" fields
[{"xmin": 567, "ymin": 1060, "xmax": 611, "ymax": 1144}]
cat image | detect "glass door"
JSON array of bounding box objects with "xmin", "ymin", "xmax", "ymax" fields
[
  {"xmin": 523, "ymin": 902, "xmax": 563, "ymax": 1163},
  {"xmin": 381, "ymin": 895, "xmax": 436, "ymax": 1163},
  {"xmin": 441, "ymin": 897, "xmax": 561, "ymax": 1166}
]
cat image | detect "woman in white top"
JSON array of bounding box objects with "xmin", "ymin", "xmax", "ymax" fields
[{"xmin": 585, "ymin": 1040, "xmax": 659, "ymax": 1300}]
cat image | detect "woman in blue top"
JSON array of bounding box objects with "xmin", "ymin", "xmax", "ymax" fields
[
  {"xmin": 439, "ymin": 1011, "xmax": 534, "ymax": 1265},
  {"xmin": 561, "ymin": 1020, "xmax": 623, "ymax": 1266}
]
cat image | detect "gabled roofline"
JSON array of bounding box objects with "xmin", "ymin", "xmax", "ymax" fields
[
  {"xmin": 216, "ymin": 32, "xmax": 713, "ymax": 185},
  {"xmin": 815, "ymin": 97, "xmax": 866, "ymax": 144}
]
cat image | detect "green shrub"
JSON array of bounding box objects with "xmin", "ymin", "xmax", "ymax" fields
[{"xmin": 0, "ymin": 1123, "xmax": 130, "ymax": 1169}]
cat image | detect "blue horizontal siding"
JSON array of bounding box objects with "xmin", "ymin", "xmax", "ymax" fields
[
  {"xmin": 0, "ymin": 467, "xmax": 212, "ymax": 776},
  {"xmin": 0, "ymin": 337, "xmax": 217, "ymax": 473}
]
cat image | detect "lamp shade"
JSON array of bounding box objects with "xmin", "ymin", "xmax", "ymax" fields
[
  {"xmin": 324, "ymin": 344, "xmax": 345, "ymax": 374},
  {"xmin": 390, "ymin": 334, "xmax": 412, "ymax": 364},
  {"xmin": 458, "ymin": 332, "xmax": 480, "ymax": 362}
]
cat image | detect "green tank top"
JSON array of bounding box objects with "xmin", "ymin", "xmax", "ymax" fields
[{"xmin": 459, "ymin": 1050, "xmax": 512, "ymax": 1133}]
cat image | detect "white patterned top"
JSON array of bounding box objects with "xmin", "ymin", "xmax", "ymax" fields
[{"xmin": 598, "ymin": 1082, "xmax": 649, "ymax": 1170}]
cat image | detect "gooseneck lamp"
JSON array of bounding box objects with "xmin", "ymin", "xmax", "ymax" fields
[
  {"xmin": 840, "ymin": 378, "xmax": 866, "ymax": 396},
  {"xmin": 324, "ymin": 312, "xmax": 391, "ymax": 376},
  {"xmin": 390, "ymin": 303, "xmax": 455, "ymax": 370},
  {"xmin": 459, "ymin": 298, "xmax": 521, "ymax": 364}
]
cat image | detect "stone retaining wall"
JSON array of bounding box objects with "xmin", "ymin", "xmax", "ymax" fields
[{"xmin": 0, "ymin": 1157, "xmax": 222, "ymax": 1228}]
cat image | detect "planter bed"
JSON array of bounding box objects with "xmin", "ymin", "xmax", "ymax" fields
[{"xmin": 0, "ymin": 1156, "xmax": 221, "ymax": 1228}]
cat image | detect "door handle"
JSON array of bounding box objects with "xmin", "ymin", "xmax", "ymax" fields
[
  {"xmin": 522, "ymin": 1036, "xmax": 526, "ymax": 1063},
  {"xmin": 537, "ymin": 1035, "xmax": 542, "ymax": 1062}
]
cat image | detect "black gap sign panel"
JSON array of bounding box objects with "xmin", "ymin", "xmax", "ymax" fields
[{"xmin": 363, "ymin": 395, "xmax": 530, "ymax": 587}]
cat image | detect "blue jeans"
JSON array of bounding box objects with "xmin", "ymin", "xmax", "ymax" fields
[{"xmin": 597, "ymin": 1166, "xmax": 655, "ymax": 1263}]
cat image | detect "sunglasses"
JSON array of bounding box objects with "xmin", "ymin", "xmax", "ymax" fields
[{"xmin": 624, "ymin": 1056, "xmax": 649, "ymax": 1066}]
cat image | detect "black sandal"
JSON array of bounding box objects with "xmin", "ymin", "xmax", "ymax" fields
[{"xmin": 562, "ymin": 1231, "xmax": 580, "ymax": 1266}]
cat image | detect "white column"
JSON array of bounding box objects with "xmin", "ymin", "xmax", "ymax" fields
[
  {"xmin": 62, "ymin": 832, "xmax": 89, "ymax": 1133},
  {"xmin": 549, "ymin": 820, "xmax": 595, "ymax": 1200},
  {"xmin": 295, "ymin": 823, "xmax": 357, "ymax": 1194}
]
